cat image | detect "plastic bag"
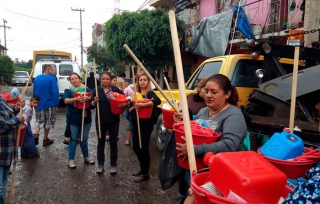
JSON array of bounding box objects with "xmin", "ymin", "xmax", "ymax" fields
[
  {"xmin": 10, "ymin": 87, "xmax": 20, "ymax": 98},
  {"xmin": 157, "ymin": 131, "xmax": 185, "ymax": 190}
]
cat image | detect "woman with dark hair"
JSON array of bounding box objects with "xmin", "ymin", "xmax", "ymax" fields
[
  {"xmin": 64, "ymin": 73, "xmax": 95, "ymax": 169},
  {"xmin": 174, "ymin": 74, "xmax": 247, "ymax": 204},
  {"xmin": 92, "ymin": 71, "xmax": 129, "ymax": 174},
  {"xmin": 175, "ymin": 74, "xmax": 246, "ymax": 156},
  {"xmin": 175, "ymin": 77, "xmax": 208, "ymax": 204}
]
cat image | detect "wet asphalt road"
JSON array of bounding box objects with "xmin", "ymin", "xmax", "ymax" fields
[{"xmin": 1, "ymin": 85, "xmax": 178, "ymax": 204}]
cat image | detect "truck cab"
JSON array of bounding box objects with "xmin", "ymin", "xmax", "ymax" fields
[
  {"xmin": 155, "ymin": 42, "xmax": 320, "ymax": 152},
  {"xmin": 33, "ymin": 59, "xmax": 81, "ymax": 99}
]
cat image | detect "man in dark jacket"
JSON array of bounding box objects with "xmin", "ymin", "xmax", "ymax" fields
[{"xmin": 86, "ymin": 72, "xmax": 100, "ymax": 91}]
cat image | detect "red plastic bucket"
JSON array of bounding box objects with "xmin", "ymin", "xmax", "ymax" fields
[
  {"xmin": 191, "ymin": 172, "xmax": 292, "ymax": 204},
  {"xmin": 257, "ymin": 147, "xmax": 319, "ymax": 179},
  {"xmin": 110, "ymin": 98, "xmax": 127, "ymax": 114},
  {"xmin": 173, "ymin": 123, "xmax": 220, "ymax": 170},
  {"xmin": 17, "ymin": 123, "xmax": 27, "ymax": 147},
  {"xmin": 6, "ymin": 97, "xmax": 20, "ymax": 106},
  {"xmin": 74, "ymin": 92, "xmax": 92, "ymax": 110},
  {"xmin": 162, "ymin": 108, "xmax": 175, "ymax": 129},
  {"xmin": 133, "ymin": 100, "xmax": 153, "ymax": 119}
]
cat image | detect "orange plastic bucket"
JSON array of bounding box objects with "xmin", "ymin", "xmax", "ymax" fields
[
  {"xmin": 133, "ymin": 100, "xmax": 153, "ymax": 119},
  {"xmin": 17, "ymin": 123, "xmax": 27, "ymax": 147},
  {"xmin": 110, "ymin": 98, "xmax": 127, "ymax": 114},
  {"xmin": 191, "ymin": 172, "xmax": 292, "ymax": 204},
  {"xmin": 173, "ymin": 123, "xmax": 220, "ymax": 170},
  {"xmin": 74, "ymin": 92, "xmax": 92, "ymax": 110},
  {"xmin": 162, "ymin": 108, "xmax": 175, "ymax": 129}
]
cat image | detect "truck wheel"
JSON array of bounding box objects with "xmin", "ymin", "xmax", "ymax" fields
[{"xmin": 155, "ymin": 114, "xmax": 169, "ymax": 152}]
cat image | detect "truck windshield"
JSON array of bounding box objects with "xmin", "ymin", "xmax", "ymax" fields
[
  {"xmin": 231, "ymin": 60, "xmax": 263, "ymax": 88},
  {"xmin": 187, "ymin": 61, "xmax": 222, "ymax": 90}
]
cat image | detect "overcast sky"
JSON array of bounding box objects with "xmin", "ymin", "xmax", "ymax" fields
[{"xmin": 0, "ymin": 0, "xmax": 152, "ymax": 63}]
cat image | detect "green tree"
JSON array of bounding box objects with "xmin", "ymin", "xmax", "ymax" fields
[
  {"xmin": 12, "ymin": 58, "xmax": 32, "ymax": 73},
  {"xmin": 105, "ymin": 8, "xmax": 184, "ymax": 71},
  {"xmin": 86, "ymin": 45, "xmax": 126, "ymax": 75},
  {"xmin": 0, "ymin": 55, "xmax": 14, "ymax": 84}
]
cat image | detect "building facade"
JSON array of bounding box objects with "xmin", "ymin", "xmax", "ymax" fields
[{"xmin": 0, "ymin": 44, "xmax": 7, "ymax": 56}]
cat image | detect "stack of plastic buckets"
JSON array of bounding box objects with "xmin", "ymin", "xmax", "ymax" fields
[
  {"xmin": 173, "ymin": 121, "xmax": 220, "ymax": 170},
  {"xmin": 190, "ymin": 151, "xmax": 289, "ymax": 204}
]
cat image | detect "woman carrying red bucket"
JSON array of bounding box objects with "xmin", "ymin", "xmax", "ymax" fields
[
  {"xmin": 64, "ymin": 73, "xmax": 95, "ymax": 169},
  {"xmin": 174, "ymin": 74, "xmax": 248, "ymax": 204},
  {"xmin": 91, "ymin": 71, "xmax": 129, "ymax": 174},
  {"xmin": 128, "ymin": 73, "xmax": 161, "ymax": 182},
  {"xmin": 165, "ymin": 77, "xmax": 207, "ymax": 203}
]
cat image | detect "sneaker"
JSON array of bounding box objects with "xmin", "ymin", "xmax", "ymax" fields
[
  {"xmin": 68, "ymin": 160, "xmax": 76, "ymax": 169},
  {"xmin": 84, "ymin": 157, "xmax": 95, "ymax": 165},
  {"xmin": 110, "ymin": 166, "xmax": 117, "ymax": 175},
  {"xmin": 96, "ymin": 165, "xmax": 104, "ymax": 174}
]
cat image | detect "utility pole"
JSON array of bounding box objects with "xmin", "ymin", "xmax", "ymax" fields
[
  {"xmin": 0, "ymin": 19, "xmax": 12, "ymax": 48},
  {"xmin": 303, "ymin": 0, "xmax": 320, "ymax": 47},
  {"xmin": 71, "ymin": 8, "xmax": 85, "ymax": 71},
  {"xmin": 114, "ymin": 0, "xmax": 120, "ymax": 14}
]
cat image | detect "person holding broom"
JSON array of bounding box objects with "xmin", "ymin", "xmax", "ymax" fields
[
  {"xmin": 91, "ymin": 71, "xmax": 129, "ymax": 174},
  {"xmin": 64, "ymin": 73, "xmax": 95, "ymax": 169},
  {"xmin": 128, "ymin": 73, "xmax": 161, "ymax": 182},
  {"xmin": 173, "ymin": 74, "xmax": 247, "ymax": 204},
  {"xmin": 0, "ymin": 78, "xmax": 25, "ymax": 203}
]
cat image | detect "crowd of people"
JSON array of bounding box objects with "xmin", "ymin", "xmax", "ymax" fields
[{"xmin": 0, "ymin": 66, "xmax": 251, "ymax": 203}]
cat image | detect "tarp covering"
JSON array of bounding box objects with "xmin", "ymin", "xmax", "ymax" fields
[
  {"xmin": 233, "ymin": 6, "xmax": 256, "ymax": 41},
  {"xmin": 188, "ymin": 10, "xmax": 233, "ymax": 58},
  {"xmin": 188, "ymin": 7, "xmax": 255, "ymax": 58}
]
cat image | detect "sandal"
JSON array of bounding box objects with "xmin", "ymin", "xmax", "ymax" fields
[
  {"xmin": 43, "ymin": 138, "xmax": 54, "ymax": 146},
  {"xmin": 34, "ymin": 134, "xmax": 39, "ymax": 145}
]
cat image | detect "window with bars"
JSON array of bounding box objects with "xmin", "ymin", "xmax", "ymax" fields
[{"xmin": 173, "ymin": 65, "xmax": 192, "ymax": 83}]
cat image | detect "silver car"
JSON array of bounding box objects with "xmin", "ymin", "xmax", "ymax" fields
[{"xmin": 11, "ymin": 71, "xmax": 31, "ymax": 86}]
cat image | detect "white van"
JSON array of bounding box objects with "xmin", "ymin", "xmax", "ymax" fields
[{"xmin": 33, "ymin": 59, "xmax": 81, "ymax": 99}]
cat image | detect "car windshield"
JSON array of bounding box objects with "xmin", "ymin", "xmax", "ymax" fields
[{"xmin": 14, "ymin": 72, "xmax": 28, "ymax": 76}]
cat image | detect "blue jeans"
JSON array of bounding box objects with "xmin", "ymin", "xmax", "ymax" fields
[
  {"xmin": 0, "ymin": 166, "xmax": 10, "ymax": 204},
  {"xmin": 69, "ymin": 123, "xmax": 91, "ymax": 160}
]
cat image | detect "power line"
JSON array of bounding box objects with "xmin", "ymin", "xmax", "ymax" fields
[
  {"xmin": 9, "ymin": 46, "xmax": 79, "ymax": 51},
  {"xmin": 7, "ymin": 38, "xmax": 80, "ymax": 49},
  {"xmin": 2, "ymin": 8, "xmax": 79, "ymax": 24},
  {"xmin": 136, "ymin": 0, "xmax": 151, "ymax": 12}
]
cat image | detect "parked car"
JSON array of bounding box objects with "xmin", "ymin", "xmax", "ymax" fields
[{"xmin": 11, "ymin": 71, "xmax": 31, "ymax": 86}]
